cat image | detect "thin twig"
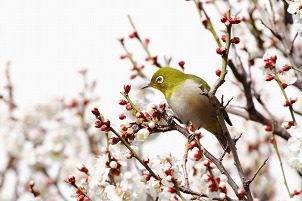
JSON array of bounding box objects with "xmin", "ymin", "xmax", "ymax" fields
[{"xmin": 247, "ymin": 157, "xmax": 269, "ymax": 184}]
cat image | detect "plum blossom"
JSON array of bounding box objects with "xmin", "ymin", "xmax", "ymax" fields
[
  {"xmin": 287, "ymin": 126, "xmax": 302, "ymax": 173},
  {"xmin": 89, "ymin": 155, "xmax": 111, "ymax": 199},
  {"xmin": 288, "ymin": 0, "xmax": 302, "ymax": 32}
]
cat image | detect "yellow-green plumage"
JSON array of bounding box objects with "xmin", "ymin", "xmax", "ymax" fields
[{"xmin": 145, "ymin": 67, "xmax": 232, "ymax": 153}]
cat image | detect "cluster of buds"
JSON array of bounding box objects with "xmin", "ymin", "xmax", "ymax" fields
[
  {"xmin": 283, "ymin": 97, "xmax": 297, "ymax": 107},
  {"xmin": 263, "ymin": 55, "xmax": 277, "ymax": 71},
  {"xmin": 220, "ymin": 15, "xmax": 241, "ymax": 26},
  {"xmin": 129, "ymin": 30, "xmax": 138, "ymax": 39},
  {"xmin": 94, "ymin": 119, "xmax": 111, "ymax": 132},
  {"xmin": 202, "ymin": 172, "xmax": 227, "ymax": 197},
  {"xmin": 216, "ymin": 47, "xmax": 227, "ymax": 55},
  {"xmin": 221, "ymin": 35, "xmax": 240, "ymax": 44}
]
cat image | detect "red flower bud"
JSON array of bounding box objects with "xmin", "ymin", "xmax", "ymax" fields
[
  {"xmin": 282, "ymin": 64, "xmax": 292, "ymax": 71},
  {"xmin": 283, "ymin": 100, "xmax": 291, "ymax": 107},
  {"xmin": 124, "ymin": 84, "xmax": 131, "ymax": 94},
  {"xmin": 94, "ymin": 120, "xmax": 103, "ymax": 128},
  {"xmin": 120, "ymin": 55, "xmax": 127, "ymax": 59},
  {"xmin": 178, "ymin": 61, "xmax": 185, "ymax": 68},
  {"xmin": 129, "ymin": 31, "xmax": 138, "ymax": 39},
  {"xmin": 77, "ymin": 164, "xmax": 89, "ymax": 173},
  {"xmin": 221, "ymin": 35, "xmax": 227, "ymax": 42},
  {"xmin": 91, "ymin": 108, "xmax": 100, "ymax": 117},
  {"xmin": 264, "ymin": 74, "xmax": 274, "ymax": 81},
  {"xmin": 119, "ymin": 99, "xmax": 128, "ymax": 105},
  {"xmin": 145, "ymin": 38, "xmax": 150, "ymax": 44},
  {"xmin": 231, "ymin": 37, "xmax": 240, "ymax": 44},
  {"xmin": 201, "ymin": 18, "xmax": 209, "ymax": 26},
  {"xmin": 220, "ymin": 15, "xmax": 228, "ymax": 23},
  {"xmin": 215, "ymin": 69, "xmax": 221, "ymax": 77},
  {"xmin": 216, "ymin": 47, "xmax": 227, "ymax": 55},
  {"xmin": 119, "ymin": 113, "xmax": 126, "ymax": 120},
  {"xmin": 68, "ymin": 175, "xmax": 76, "ymax": 184},
  {"xmin": 264, "ymin": 125, "xmax": 272, "ymax": 132},
  {"xmin": 188, "ymin": 140, "xmax": 198, "ymax": 149},
  {"xmin": 143, "ymin": 157, "xmax": 150, "ymax": 164}
]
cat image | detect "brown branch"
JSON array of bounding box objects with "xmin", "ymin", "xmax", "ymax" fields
[
  {"xmin": 227, "ymin": 60, "xmax": 291, "ymax": 140},
  {"xmin": 200, "ymin": 82, "xmax": 253, "ymax": 200}
]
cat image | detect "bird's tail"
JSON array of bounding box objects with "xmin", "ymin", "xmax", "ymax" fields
[
  {"xmin": 215, "ymin": 132, "xmax": 231, "ymax": 153},
  {"xmin": 203, "ymin": 119, "xmax": 231, "ymax": 153}
]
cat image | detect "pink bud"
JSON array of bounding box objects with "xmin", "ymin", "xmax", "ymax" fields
[
  {"xmin": 94, "ymin": 120, "xmax": 103, "ymax": 128},
  {"xmin": 178, "ymin": 61, "xmax": 185, "ymax": 68},
  {"xmin": 292, "ymin": 188, "xmax": 301, "ymax": 196},
  {"xmin": 68, "ymin": 175, "xmax": 76, "ymax": 184},
  {"xmin": 119, "ymin": 99, "xmax": 128, "ymax": 105},
  {"xmin": 220, "ymin": 15, "xmax": 228, "ymax": 23},
  {"xmin": 264, "ymin": 125, "xmax": 272, "ymax": 132},
  {"xmin": 221, "ymin": 35, "xmax": 227, "ymax": 42},
  {"xmin": 166, "ymin": 175, "xmax": 175, "ymax": 182},
  {"xmin": 282, "ymin": 64, "xmax": 292, "ymax": 71},
  {"xmin": 201, "ymin": 18, "xmax": 209, "ymax": 26},
  {"xmin": 129, "ymin": 31, "xmax": 138, "ymax": 39},
  {"xmin": 282, "ymin": 83, "xmax": 288, "ymax": 89},
  {"xmin": 202, "ymin": 174, "xmax": 212, "ymax": 182},
  {"xmin": 77, "ymin": 164, "xmax": 89, "ymax": 173},
  {"xmin": 215, "ymin": 69, "xmax": 221, "ymax": 77},
  {"xmin": 119, "ymin": 114, "xmax": 126, "ymax": 120},
  {"xmin": 188, "ymin": 140, "xmax": 198, "ymax": 149},
  {"xmin": 124, "ymin": 84, "xmax": 131, "ymax": 94},
  {"xmin": 264, "ymin": 74, "xmax": 274, "ymax": 81},
  {"xmin": 126, "ymin": 103, "xmax": 133, "ymax": 110},
  {"xmin": 143, "ymin": 157, "xmax": 150, "ymax": 164},
  {"xmin": 145, "ymin": 38, "xmax": 150, "ymax": 44},
  {"xmin": 269, "ymin": 138, "xmax": 276, "ymax": 144},
  {"xmin": 283, "ymin": 100, "xmax": 291, "ymax": 107},
  {"xmin": 231, "ymin": 37, "xmax": 240, "ymax": 44},
  {"xmin": 120, "ymin": 55, "xmax": 127, "ymax": 59},
  {"xmin": 216, "ymin": 47, "xmax": 227, "ymax": 55},
  {"xmin": 290, "ymin": 97, "xmax": 297, "ymax": 104},
  {"xmin": 126, "ymin": 151, "xmax": 133, "ymax": 159},
  {"xmin": 100, "ymin": 125, "xmax": 108, "ymax": 131},
  {"xmin": 91, "ymin": 107, "xmax": 100, "ymax": 117}
]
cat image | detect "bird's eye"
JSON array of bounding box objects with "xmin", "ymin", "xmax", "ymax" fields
[{"xmin": 155, "ymin": 76, "xmax": 164, "ymax": 84}]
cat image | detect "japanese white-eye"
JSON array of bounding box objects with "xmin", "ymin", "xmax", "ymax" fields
[{"xmin": 143, "ymin": 67, "xmax": 232, "ymax": 153}]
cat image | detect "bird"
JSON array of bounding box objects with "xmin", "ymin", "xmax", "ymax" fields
[{"xmin": 143, "ymin": 67, "xmax": 232, "ymax": 153}]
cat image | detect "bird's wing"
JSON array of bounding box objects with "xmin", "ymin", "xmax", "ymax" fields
[
  {"xmin": 223, "ymin": 108, "xmax": 232, "ymax": 126},
  {"xmin": 189, "ymin": 74, "xmax": 232, "ymax": 126}
]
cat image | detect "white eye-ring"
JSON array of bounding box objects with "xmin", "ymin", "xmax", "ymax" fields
[{"xmin": 155, "ymin": 76, "xmax": 164, "ymax": 84}]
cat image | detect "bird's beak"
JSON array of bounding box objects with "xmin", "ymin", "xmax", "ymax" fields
[{"xmin": 142, "ymin": 83, "xmax": 153, "ymax": 89}]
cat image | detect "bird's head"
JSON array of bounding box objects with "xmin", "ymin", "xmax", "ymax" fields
[{"xmin": 142, "ymin": 67, "xmax": 185, "ymax": 99}]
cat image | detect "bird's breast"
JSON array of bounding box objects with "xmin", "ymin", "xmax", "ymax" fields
[{"xmin": 168, "ymin": 79, "xmax": 217, "ymax": 127}]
